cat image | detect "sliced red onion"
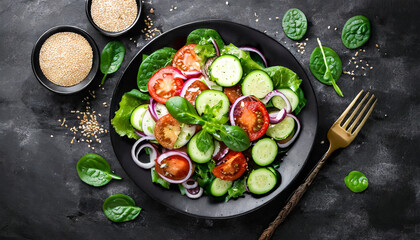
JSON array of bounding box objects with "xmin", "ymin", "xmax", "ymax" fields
[
  {"xmin": 180, "ymin": 78, "xmax": 202, "ymax": 98},
  {"xmin": 133, "ymin": 143, "xmax": 159, "ymax": 169},
  {"xmin": 182, "ymin": 178, "xmax": 198, "ymax": 189},
  {"xmin": 131, "ymin": 136, "xmax": 157, "ymax": 169},
  {"xmin": 212, "ymin": 141, "xmax": 229, "ymax": 163},
  {"xmin": 210, "ymin": 38, "xmax": 220, "ymax": 56},
  {"xmin": 202, "ymin": 57, "xmax": 216, "ymax": 79},
  {"xmin": 261, "ymin": 90, "xmax": 292, "ymax": 113},
  {"xmin": 269, "ymin": 108, "xmax": 287, "ymax": 124},
  {"xmin": 229, "ymin": 95, "xmax": 256, "ymax": 126},
  {"xmin": 186, "ymin": 186, "xmax": 203, "ymax": 199},
  {"xmin": 183, "ymin": 70, "xmax": 202, "ymax": 79},
  {"xmin": 135, "ymin": 130, "xmax": 147, "ymax": 137},
  {"xmin": 244, "ymin": 177, "xmax": 250, "ymax": 192},
  {"xmin": 239, "ymin": 46, "xmax": 268, "ymax": 67},
  {"xmin": 156, "ymin": 150, "xmax": 193, "ymax": 184},
  {"xmin": 277, "ymin": 114, "xmax": 301, "ymax": 148},
  {"xmin": 148, "ymin": 98, "xmax": 159, "ymax": 121}
]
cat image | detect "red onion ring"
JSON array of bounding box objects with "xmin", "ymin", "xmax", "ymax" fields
[
  {"xmin": 156, "ymin": 150, "xmax": 193, "ymax": 184},
  {"xmin": 239, "ymin": 46, "xmax": 268, "ymax": 67},
  {"xmin": 229, "ymin": 95, "xmax": 258, "ymax": 126},
  {"xmin": 186, "ymin": 187, "xmax": 203, "ymax": 199},
  {"xmin": 261, "ymin": 90, "xmax": 292, "ymax": 113},
  {"xmin": 202, "ymin": 57, "xmax": 216, "ymax": 79},
  {"xmin": 210, "ymin": 38, "xmax": 220, "ymax": 56},
  {"xmin": 182, "ymin": 178, "xmax": 198, "ymax": 189},
  {"xmin": 131, "ymin": 136, "xmax": 156, "ymax": 169},
  {"xmin": 133, "ymin": 143, "xmax": 159, "ymax": 169},
  {"xmin": 148, "ymin": 98, "xmax": 159, "ymax": 121},
  {"xmin": 183, "ymin": 70, "xmax": 202, "ymax": 79},
  {"xmin": 180, "ymin": 78, "xmax": 202, "ymax": 99},
  {"xmin": 135, "ymin": 130, "xmax": 147, "ymax": 137},
  {"xmin": 277, "ymin": 114, "xmax": 301, "ymax": 148},
  {"xmin": 212, "ymin": 141, "xmax": 229, "ymax": 163},
  {"xmin": 269, "ymin": 108, "xmax": 287, "ymax": 124}
]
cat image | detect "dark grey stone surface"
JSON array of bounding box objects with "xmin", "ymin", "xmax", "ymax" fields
[{"xmin": 0, "ymin": 0, "xmax": 419, "ymax": 239}]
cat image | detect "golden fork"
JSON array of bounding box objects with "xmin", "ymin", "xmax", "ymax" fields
[{"xmin": 259, "ymin": 90, "xmax": 377, "ymax": 240}]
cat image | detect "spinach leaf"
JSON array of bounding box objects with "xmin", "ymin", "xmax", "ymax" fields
[
  {"xmin": 293, "ymin": 87, "xmax": 307, "ymax": 115},
  {"xmin": 225, "ymin": 177, "xmax": 247, "ymax": 202},
  {"xmin": 111, "ymin": 89, "xmax": 149, "ymax": 139},
  {"xmin": 221, "ymin": 44, "xmax": 263, "ymax": 74},
  {"xmin": 186, "ymin": 28, "xmax": 225, "ymax": 50},
  {"xmin": 194, "ymin": 44, "xmax": 217, "ymax": 63},
  {"xmin": 165, "ymin": 96, "xmax": 204, "ymax": 125},
  {"xmin": 178, "ymin": 184, "xmax": 186, "ymax": 195},
  {"xmin": 195, "ymin": 161, "xmax": 215, "ymax": 188},
  {"xmin": 282, "ymin": 8, "xmax": 308, "ymax": 40},
  {"xmin": 196, "ymin": 130, "xmax": 213, "ymax": 153},
  {"xmin": 342, "ymin": 15, "xmax": 371, "ymax": 49},
  {"xmin": 102, "ymin": 194, "xmax": 141, "ymax": 222},
  {"xmin": 100, "ymin": 41, "xmax": 125, "ymax": 85},
  {"xmin": 151, "ymin": 168, "xmax": 170, "ymax": 189},
  {"xmin": 263, "ymin": 66, "xmax": 302, "ymax": 91},
  {"xmin": 219, "ymin": 125, "xmax": 250, "ymax": 152},
  {"xmin": 142, "ymin": 54, "xmax": 149, "ymax": 62},
  {"xmin": 137, "ymin": 47, "xmax": 177, "ymax": 92},
  {"xmin": 76, "ymin": 153, "xmax": 122, "ymax": 187},
  {"xmin": 309, "ymin": 39, "xmax": 344, "ymax": 97}
]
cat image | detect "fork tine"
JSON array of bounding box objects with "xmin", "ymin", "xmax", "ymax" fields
[
  {"xmin": 352, "ymin": 98, "xmax": 377, "ymax": 136},
  {"xmin": 342, "ymin": 92, "xmax": 370, "ymax": 128},
  {"xmin": 335, "ymin": 90, "xmax": 364, "ymax": 124},
  {"xmin": 348, "ymin": 94, "xmax": 376, "ymax": 133}
]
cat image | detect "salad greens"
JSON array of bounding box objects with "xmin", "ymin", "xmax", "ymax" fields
[
  {"xmin": 76, "ymin": 153, "xmax": 122, "ymax": 187},
  {"xmin": 137, "ymin": 47, "xmax": 177, "ymax": 92},
  {"xmin": 151, "ymin": 168, "xmax": 170, "ymax": 189},
  {"xmin": 282, "ymin": 8, "xmax": 308, "ymax": 41},
  {"xmin": 100, "ymin": 41, "xmax": 125, "ymax": 85},
  {"xmin": 344, "ymin": 171, "xmax": 369, "ymax": 193},
  {"xmin": 111, "ymin": 89, "xmax": 150, "ymax": 139},
  {"xmin": 195, "ymin": 130, "xmax": 213, "ymax": 153},
  {"xmin": 225, "ymin": 177, "xmax": 247, "ymax": 202},
  {"xmin": 342, "ymin": 15, "xmax": 371, "ymax": 49},
  {"xmin": 309, "ymin": 38, "xmax": 344, "ymax": 97},
  {"xmin": 195, "ymin": 161, "xmax": 215, "ymax": 189},
  {"xmin": 264, "ymin": 66, "xmax": 302, "ymax": 91},
  {"xmin": 103, "ymin": 194, "xmax": 141, "ymax": 222},
  {"xmin": 221, "ymin": 44, "xmax": 263, "ymax": 74},
  {"xmin": 186, "ymin": 28, "xmax": 225, "ymax": 50}
]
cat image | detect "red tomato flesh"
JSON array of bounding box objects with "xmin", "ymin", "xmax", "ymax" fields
[
  {"xmin": 148, "ymin": 66, "xmax": 184, "ymax": 104},
  {"xmin": 173, "ymin": 44, "xmax": 201, "ymax": 71},
  {"xmin": 154, "ymin": 114, "xmax": 182, "ymax": 149},
  {"xmin": 184, "ymin": 80, "xmax": 209, "ymax": 105},
  {"xmin": 155, "ymin": 155, "xmax": 190, "ymax": 181},
  {"xmin": 233, "ymin": 100, "xmax": 269, "ymax": 141},
  {"xmin": 212, "ymin": 151, "xmax": 248, "ymax": 181},
  {"xmin": 224, "ymin": 84, "xmax": 243, "ymax": 104}
]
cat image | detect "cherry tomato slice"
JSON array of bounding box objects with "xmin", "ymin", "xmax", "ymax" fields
[
  {"xmin": 184, "ymin": 79, "xmax": 209, "ymax": 105},
  {"xmin": 173, "ymin": 44, "xmax": 201, "ymax": 71},
  {"xmin": 224, "ymin": 84, "xmax": 243, "ymax": 104},
  {"xmin": 155, "ymin": 155, "xmax": 190, "ymax": 181},
  {"xmin": 154, "ymin": 114, "xmax": 181, "ymax": 149},
  {"xmin": 148, "ymin": 66, "xmax": 184, "ymax": 104},
  {"xmin": 212, "ymin": 151, "xmax": 247, "ymax": 181},
  {"xmin": 233, "ymin": 100, "xmax": 269, "ymax": 141}
]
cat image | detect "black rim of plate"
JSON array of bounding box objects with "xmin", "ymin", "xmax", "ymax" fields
[
  {"xmin": 31, "ymin": 25, "xmax": 100, "ymax": 95},
  {"xmin": 109, "ymin": 20, "xmax": 319, "ymax": 219},
  {"xmin": 85, "ymin": 0, "xmax": 142, "ymax": 37}
]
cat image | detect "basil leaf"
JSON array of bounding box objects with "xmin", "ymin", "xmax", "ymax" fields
[
  {"xmin": 221, "ymin": 44, "xmax": 263, "ymax": 74},
  {"xmin": 196, "ymin": 130, "xmax": 213, "ymax": 153},
  {"xmin": 137, "ymin": 47, "xmax": 177, "ymax": 92},
  {"xmin": 219, "ymin": 125, "xmax": 250, "ymax": 152},
  {"xmin": 103, "ymin": 194, "xmax": 141, "ymax": 222},
  {"xmin": 166, "ymin": 97, "xmax": 204, "ymax": 125},
  {"xmin": 282, "ymin": 8, "xmax": 308, "ymax": 41},
  {"xmin": 225, "ymin": 177, "xmax": 247, "ymax": 202},
  {"xmin": 151, "ymin": 168, "xmax": 170, "ymax": 189},
  {"xmin": 263, "ymin": 66, "xmax": 302, "ymax": 91},
  {"xmin": 100, "ymin": 41, "xmax": 125, "ymax": 84},
  {"xmin": 76, "ymin": 153, "xmax": 122, "ymax": 187},
  {"xmin": 186, "ymin": 28, "xmax": 225, "ymax": 50},
  {"xmin": 342, "ymin": 15, "xmax": 371, "ymax": 49}
]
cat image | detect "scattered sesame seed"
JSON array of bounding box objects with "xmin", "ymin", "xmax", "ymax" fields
[
  {"xmin": 320, "ymin": 140, "xmax": 325, "ymax": 144},
  {"xmin": 328, "ymin": 26, "xmax": 330, "ymax": 29},
  {"xmin": 226, "ymin": 1, "xmax": 229, "ymax": 5},
  {"xmin": 376, "ymin": 44, "xmax": 379, "ymax": 48},
  {"xmin": 255, "ymin": 19, "xmax": 259, "ymax": 22},
  {"xmin": 51, "ymin": 135, "xmax": 54, "ymax": 138},
  {"xmin": 370, "ymin": 66, "xmax": 373, "ymax": 69},
  {"xmin": 334, "ymin": 27, "xmax": 337, "ymax": 31},
  {"xmin": 352, "ymin": 77, "xmax": 355, "ymax": 81}
]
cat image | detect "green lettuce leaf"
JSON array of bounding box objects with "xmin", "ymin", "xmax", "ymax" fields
[
  {"xmin": 263, "ymin": 66, "xmax": 302, "ymax": 91},
  {"xmin": 195, "ymin": 161, "xmax": 215, "ymax": 189},
  {"xmin": 221, "ymin": 44, "xmax": 263, "ymax": 74},
  {"xmin": 293, "ymin": 87, "xmax": 307, "ymax": 115},
  {"xmin": 225, "ymin": 177, "xmax": 247, "ymax": 202},
  {"xmin": 151, "ymin": 168, "xmax": 170, "ymax": 189}
]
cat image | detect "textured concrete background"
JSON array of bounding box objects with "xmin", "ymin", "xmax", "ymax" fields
[{"xmin": 0, "ymin": 0, "xmax": 419, "ymax": 239}]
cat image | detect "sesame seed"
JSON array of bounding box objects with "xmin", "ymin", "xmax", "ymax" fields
[
  {"xmin": 91, "ymin": 0, "xmax": 138, "ymax": 32},
  {"xmin": 327, "ymin": 26, "xmax": 330, "ymax": 29}
]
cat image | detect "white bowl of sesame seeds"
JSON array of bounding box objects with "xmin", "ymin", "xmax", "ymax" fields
[{"xmin": 31, "ymin": 25, "xmax": 100, "ymax": 94}]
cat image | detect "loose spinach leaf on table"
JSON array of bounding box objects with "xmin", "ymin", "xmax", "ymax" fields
[
  {"xmin": 221, "ymin": 44, "xmax": 263, "ymax": 74},
  {"xmin": 225, "ymin": 177, "xmax": 247, "ymax": 202},
  {"xmin": 263, "ymin": 66, "xmax": 302, "ymax": 91},
  {"xmin": 76, "ymin": 153, "xmax": 122, "ymax": 187},
  {"xmin": 103, "ymin": 194, "xmax": 141, "ymax": 222},
  {"xmin": 196, "ymin": 130, "xmax": 213, "ymax": 153},
  {"xmin": 151, "ymin": 168, "xmax": 170, "ymax": 189},
  {"xmin": 282, "ymin": 8, "xmax": 308, "ymax": 41},
  {"xmin": 342, "ymin": 15, "xmax": 371, "ymax": 49},
  {"xmin": 309, "ymin": 39, "xmax": 344, "ymax": 97},
  {"xmin": 100, "ymin": 41, "xmax": 125, "ymax": 85},
  {"xmin": 137, "ymin": 47, "xmax": 177, "ymax": 92}
]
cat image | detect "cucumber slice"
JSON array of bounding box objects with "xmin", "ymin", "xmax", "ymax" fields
[
  {"xmin": 247, "ymin": 168, "xmax": 277, "ymax": 195},
  {"xmin": 173, "ymin": 124, "xmax": 196, "ymax": 149},
  {"xmin": 266, "ymin": 116, "xmax": 295, "ymax": 140},
  {"xmin": 141, "ymin": 110, "xmax": 156, "ymax": 136},
  {"xmin": 130, "ymin": 104, "xmax": 149, "ymax": 131},
  {"xmin": 195, "ymin": 90, "xmax": 230, "ymax": 119},
  {"xmin": 210, "ymin": 178, "xmax": 233, "ymax": 197},
  {"xmin": 272, "ymin": 89, "xmax": 299, "ymax": 111},
  {"xmin": 209, "ymin": 55, "xmax": 243, "ymax": 87},
  {"xmin": 252, "ymin": 138, "xmax": 278, "ymax": 166},
  {"xmin": 155, "ymin": 103, "xmax": 169, "ymax": 118},
  {"xmin": 242, "ymin": 70, "xmax": 274, "ymax": 98},
  {"xmin": 187, "ymin": 131, "xmax": 215, "ymax": 163}
]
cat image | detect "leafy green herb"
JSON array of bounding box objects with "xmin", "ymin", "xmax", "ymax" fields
[
  {"xmin": 178, "ymin": 184, "xmax": 186, "ymax": 195},
  {"xmin": 221, "ymin": 44, "xmax": 263, "ymax": 74},
  {"xmin": 218, "ymin": 125, "xmax": 250, "ymax": 151},
  {"xmin": 225, "ymin": 177, "xmax": 247, "ymax": 202},
  {"xmin": 293, "ymin": 87, "xmax": 307, "ymax": 115},
  {"xmin": 344, "ymin": 171, "xmax": 369, "ymax": 193},
  {"xmin": 263, "ymin": 66, "xmax": 302, "ymax": 91},
  {"xmin": 137, "ymin": 47, "xmax": 177, "ymax": 92},
  {"xmin": 102, "ymin": 194, "xmax": 141, "ymax": 222},
  {"xmin": 282, "ymin": 8, "xmax": 308, "ymax": 40},
  {"xmin": 151, "ymin": 168, "xmax": 170, "ymax": 189},
  {"xmin": 76, "ymin": 153, "xmax": 121, "ymax": 187},
  {"xmin": 342, "ymin": 15, "xmax": 371, "ymax": 49},
  {"xmin": 186, "ymin": 28, "xmax": 225, "ymax": 50},
  {"xmin": 195, "ymin": 161, "xmax": 215, "ymax": 188},
  {"xmin": 165, "ymin": 96, "xmax": 204, "ymax": 125},
  {"xmin": 100, "ymin": 41, "xmax": 125, "ymax": 85},
  {"xmin": 196, "ymin": 130, "xmax": 213, "ymax": 153},
  {"xmin": 309, "ymin": 38, "xmax": 344, "ymax": 97},
  {"xmin": 111, "ymin": 89, "xmax": 150, "ymax": 139}
]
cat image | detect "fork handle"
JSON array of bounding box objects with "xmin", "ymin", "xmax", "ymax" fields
[{"xmin": 258, "ymin": 145, "xmax": 336, "ymax": 240}]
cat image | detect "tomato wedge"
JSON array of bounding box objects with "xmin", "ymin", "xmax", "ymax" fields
[
  {"xmin": 173, "ymin": 44, "xmax": 201, "ymax": 71},
  {"xmin": 184, "ymin": 79, "xmax": 209, "ymax": 104},
  {"xmin": 154, "ymin": 114, "xmax": 181, "ymax": 149},
  {"xmin": 233, "ymin": 99, "xmax": 269, "ymax": 141},
  {"xmin": 224, "ymin": 84, "xmax": 243, "ymax": 104},
  {"xmin": 155, "ymin": 155, "xmax": 190, "ymax": 181},
  {"xmin": 148, "ymin": 66, "xmax": 184, "ymax": 104},
  {"xmin": 212, "ymin": 151, "xmax": 247, "ymax": 181}
]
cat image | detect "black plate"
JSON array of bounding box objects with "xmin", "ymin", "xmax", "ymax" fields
[
  {"xmin": 109, "ymin": 20, "xmax": 318, "ymax": 219},
  {"xmin": 31, "ymin": 25, "xmax": 99, "ymax": 94}
]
